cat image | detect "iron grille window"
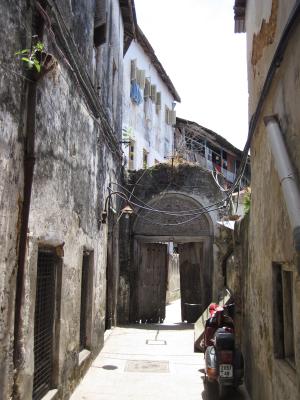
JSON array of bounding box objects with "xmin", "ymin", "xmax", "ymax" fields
[
  {"xmin": 33, "ymin": 251, "xmax": 56, "ymax": 400},
  {"xmin": 80, "ymin": 253, "xmax": 90, "ymax": 350},
  {"xmin": 273, "ymin": 263, "xmax": 295, "ymax": 367}
]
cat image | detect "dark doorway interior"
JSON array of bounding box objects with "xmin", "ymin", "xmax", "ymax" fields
[{"xmin": 105, "ymin": 213, "xmax": 118, "ymax": 330}]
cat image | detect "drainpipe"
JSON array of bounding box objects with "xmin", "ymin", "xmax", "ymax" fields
[
  {"xmin": 13, "ymin": 77, "xmax": 37, "ymax": 377},
  {"xmin": 264, "ymin": 116, "xmax": 300, "ymax": 252}
]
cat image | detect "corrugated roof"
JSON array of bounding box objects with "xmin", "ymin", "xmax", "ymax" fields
[
  {"xmin": 176, "ymin": 117, "xmax": 243, "ymax": 156},
  {"xmin": 233, "ymin": 0, "xmax": 247, "ymax": 33},
  {"xmin": 136, "ymin": 26, "xmax": 181, "ymax": 102}
]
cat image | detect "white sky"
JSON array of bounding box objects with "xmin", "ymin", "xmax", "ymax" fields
[{"xmin": 134, "ymin": 0, "xmax": 249, "ymax": 150}]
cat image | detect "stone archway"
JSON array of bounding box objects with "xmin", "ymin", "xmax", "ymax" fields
[
  {"xmin": 117, "ymin": 163, "xmax": 227, "ymax": 324},
  {"xmin": 131, "ymin": 192, "xmax": 214, "ymax": 323}
]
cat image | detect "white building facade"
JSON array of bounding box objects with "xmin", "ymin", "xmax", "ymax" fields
[{"xmin": 122, "ymin": 28, "xmax": 180, "ymax": 170}]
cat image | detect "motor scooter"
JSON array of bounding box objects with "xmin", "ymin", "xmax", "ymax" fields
[{"xmin": 203, "ymin": 303, "xmax": 244, "ymax": 398}]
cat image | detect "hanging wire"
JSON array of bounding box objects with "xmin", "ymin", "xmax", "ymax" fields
[{"xmin": 111, "ymin": 182, "xmax": 229, "ymax": 216}]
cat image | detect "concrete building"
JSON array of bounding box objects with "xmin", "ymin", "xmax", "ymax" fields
[
  {"xmin": 122, "ymin": 26, "xmax": 181, "ymax": 170},
  {"xmin": 0, "ymin": 1, "xmax": 135, "ymax": 399},
  {"xmin": 231, "ymin": 1, "xmax": 300, "ymax": 399}
]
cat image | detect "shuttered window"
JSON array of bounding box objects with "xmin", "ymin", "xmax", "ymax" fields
[
  {"xmin": 94, "ymin": 0, "xmax": 107, "ymax": 47},
  {"xmin": 79, "ymin": 253, "xmax": 90, "ymax": 351},
  {"xmin": 33, "ymin": 251, "xmax": 57, "ymax": 400}
]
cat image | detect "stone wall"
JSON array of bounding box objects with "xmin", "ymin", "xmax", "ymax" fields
[
  {"xmin": 0, "ymin": 1, "xmax": 27, "ymax": 397},
  {"xmin": 0, "ymin": 0, "xmax": 126, "ymax": 399},
  {"xmin": 118, "ymin": 162, "xmax": 229, "ymax": 323},
  {"xmin": 240, "ymin": 1, "xmax": 300, "ymax": 398}
]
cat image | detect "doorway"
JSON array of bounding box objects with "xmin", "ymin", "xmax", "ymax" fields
[
  {"xmin": 132, "ymin": 238, "xmax": 211, "ymax": 324},
  {"xmin": 136, "ymin": 242, "xmax": 168, "ymax": 323}
]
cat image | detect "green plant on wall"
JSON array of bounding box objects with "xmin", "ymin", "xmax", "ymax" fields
[{"xmin": 15, "ymin": 41, "xmax": 45, "ymax": 72}]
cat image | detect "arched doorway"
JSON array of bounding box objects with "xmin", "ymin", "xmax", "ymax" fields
[{"xmin": 130, "ymin": 192, "xmax": 214, "ymax": 323}]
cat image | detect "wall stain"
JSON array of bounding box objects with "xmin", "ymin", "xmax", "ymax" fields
[{"xmin": 251, "ymin": 0, "xmax": 278, "ymax": 66}]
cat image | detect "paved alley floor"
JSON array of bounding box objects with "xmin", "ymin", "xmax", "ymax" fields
[{"xmin": 71, "ymin": 300, "xmax": 250, "ymax": 400}]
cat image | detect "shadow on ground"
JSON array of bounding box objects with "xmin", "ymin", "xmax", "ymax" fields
[{"xmin": 200, "ymin": 377, "xmax": 248, "ymax": 400}]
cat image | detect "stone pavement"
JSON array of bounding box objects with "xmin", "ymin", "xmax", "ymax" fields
[{"xmin": 70, "ymin": 300, "xmax": 250, "ymax": 400}]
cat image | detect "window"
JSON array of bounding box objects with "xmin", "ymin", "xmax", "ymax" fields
[
  {"xmin": 150, "ymin": 84, "xmax": 157, "ymax": 102},
  {"xmin": 273, "ymin": 263, "xmax": 295, "ymax": 367},
  {"xmin": 156, "ymin": 92, "xmax": 161, "ymax": 113},
  {"xmin": 143, "ymin": 149, "xmax": 148, "ymax": 169},
  {"xmin": 144, "ymin": 78, "xmax": 151, "ymax": 98},
  {"xmin": 80, "ymin": 251, "xmax": 92, "ymax": 351},
  {"xmin": 165, "ymin": 106, "xmax": 176, "ymax": 125},
  {"xmin": 33, "ymin": 250, "xmax": 61, "ymax": 400},
  {"xmin": 112, "ymin": 59, "xmax": 118, "ymax": 121},
  {"xmin": 128, "ymin": 140, "xmax": 135, "ymax": 170},
  {"xmin": 94, "ymin": 0, "xmax": 107, "ymax": 47}
]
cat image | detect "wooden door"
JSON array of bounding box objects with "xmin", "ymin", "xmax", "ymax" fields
[
  {"xmin": 137, "ymin": 243, "xmax": 168, "ymax": 323},
  {"xmin": 178, "ymin": 242, "xmax": 204, "ymax": 322}
]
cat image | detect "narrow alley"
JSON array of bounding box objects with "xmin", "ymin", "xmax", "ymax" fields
[
  {"xmin": 1, "ymin": 1, "xmax": 300, "ymax": 400},
  {"xmin": 71, "ymin": 301, "xmax": 250, "ymax": 400}
]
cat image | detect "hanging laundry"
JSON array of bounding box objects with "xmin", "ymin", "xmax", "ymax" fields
[{"xmin": 130, "ymin": 81, "xmax": 143, "ymax": 105}]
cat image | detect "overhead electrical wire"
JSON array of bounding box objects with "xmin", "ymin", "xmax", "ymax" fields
[
  {"xmin": 111, "ymin": 181, "xmax": 229, "ymax": 216},
  {"xmin": 132, "ymin": 204, "xmax": 227, "ymax": 227}
]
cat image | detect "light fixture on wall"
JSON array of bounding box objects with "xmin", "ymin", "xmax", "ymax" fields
[
  {"xmin": 121, "ymin": 204, "xmax": 134, "ymax": 219},
  {"xmin": 101, "ymin": 190, "xmax": 133, "ymax": 224}
]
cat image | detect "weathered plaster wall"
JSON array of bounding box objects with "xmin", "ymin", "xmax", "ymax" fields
[
  {"xmin": 0, "ymin": 0, "xmax": 124, "ymax": 399},
  {"xmin": 122, "ymin": 40, "xmax": 176, "ymax": 169},
  {"xmin": 244, "ymin": 1, "xmax": 300, "ymax": 399},
  {"xmin": 118, "ymin": 163, "xmax": 228, "ymax": 323},
  {"xmin": 0, "ymin": 1, "xmax": 29, "ymax": 398},
  {"xmin": 95, "ymin": 0, "xmax": 124, "ymax": 134}
]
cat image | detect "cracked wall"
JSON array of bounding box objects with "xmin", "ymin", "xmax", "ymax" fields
[
  {"xmin": 0, "ymin": 0, "xmax": 124, "ymax": 399},
  {"xmin": 244, "ymin": 1, "xmax": 300, "ymax": 399}
]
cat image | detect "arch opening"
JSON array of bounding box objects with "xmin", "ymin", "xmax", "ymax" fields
[{"xmin": 131, "ymin": 192, "xmax": 214, "ymax": 324}]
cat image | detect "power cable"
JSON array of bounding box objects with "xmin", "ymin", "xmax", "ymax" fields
[
  {"xmin": 111, "ymin": 181, "xmax": 229, "ymax": 216},
  {"xmin": 133, "ymin": 204, "xmax": 227, "ymax": 227}
]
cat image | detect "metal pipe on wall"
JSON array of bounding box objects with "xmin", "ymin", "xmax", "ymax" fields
[{"xmin": 264, "ymin": 116, "xmax": 300, "ymax": 252}]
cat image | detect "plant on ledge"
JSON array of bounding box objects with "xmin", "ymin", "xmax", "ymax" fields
[
  {"xmin": 15, "ymin": 41, "xmax": 45, "ymax": 72},
  {"xmin": 15, "ymin": 40, "xmax": 57, "ymax": 79}
]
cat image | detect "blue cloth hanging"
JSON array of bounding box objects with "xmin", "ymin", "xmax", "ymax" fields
[{"xmin": 130, "ymin": 81, "xmax": 143, "ymax": 105}]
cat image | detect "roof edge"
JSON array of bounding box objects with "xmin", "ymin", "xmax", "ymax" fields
[{"xmin": 136, "ymin": 26, "xmax": 181, "ymax": 102}]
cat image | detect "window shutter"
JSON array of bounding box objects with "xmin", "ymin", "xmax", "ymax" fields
[
  {"xmin": 95, "ymin": 0, "xmax": 107, "ymax": 27},
  {"xmin": 94, "ymin": 0, "xmax": 107, "ymax": 46},
  {"xmin": 150, "ymin": 84, "xmax": 157, "ymax": 102},
  {"xmin": 137, "ymin": 69, "xmax": 146, "ymax": 89},
  {"xmin": 144, "ymin": 78, "xmax": 151, "ymax": 98},
  {"xmin": 156, "ymin": 92, "xmax": 161, "ymax": 112},
  {"xmin": 131, "ymin": 59, "xmax": 137, "ymax": 81},
  {"xmin": 170, "ymin": 110, "xmax": 176, "ymax": 126},
  {"xmin": 165, "ymin": 107, "xmax": 170, "ymax": 124}
]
